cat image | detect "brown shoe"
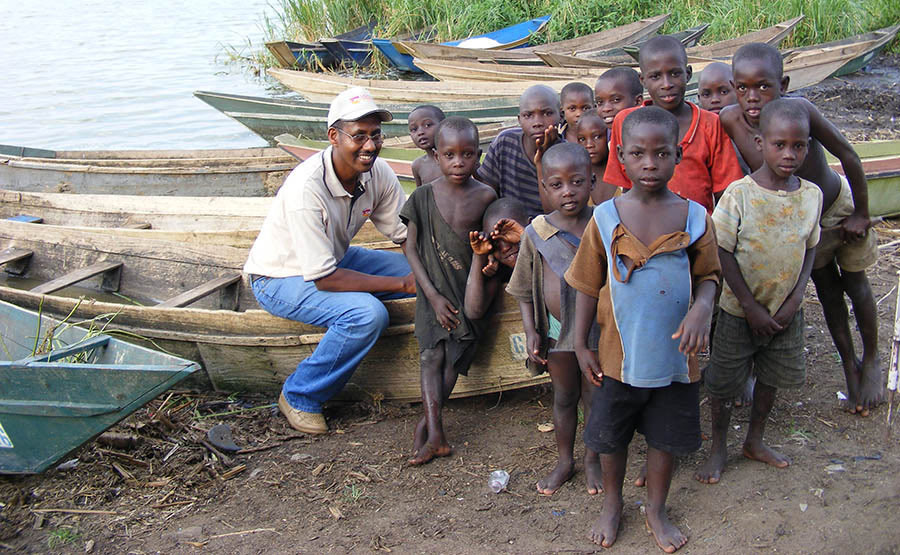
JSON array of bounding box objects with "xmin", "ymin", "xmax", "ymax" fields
[{"xmin": 278, "ymin": 393, "xmax": 327, "ymax": 434}]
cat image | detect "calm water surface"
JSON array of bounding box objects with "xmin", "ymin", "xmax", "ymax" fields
[{"xmin": 2, "ymin": 0, "xmax": 287, "ymax": 150}]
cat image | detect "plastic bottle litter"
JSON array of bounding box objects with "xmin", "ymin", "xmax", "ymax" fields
[{"xmin": 488, "ymin": 470, "xmax": 509, "ymax": 493}]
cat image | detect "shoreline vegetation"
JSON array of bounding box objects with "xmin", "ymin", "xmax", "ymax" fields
[{"xmin": 225, "ymin": 0, "xmax": 900, "ymax": 75}]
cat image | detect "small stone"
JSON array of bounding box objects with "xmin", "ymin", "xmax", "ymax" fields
[
  {"xmin": 799, "ymin": 503, "xmax": 808, "ymax": 512},
  {"xmin": 291, "ymin": 453, "xmax": 312, "ymax": 462},
  {"xmin": 84, "ymin": 539, "xmax": 95, "ymax": 553},
  {"xmin": 175, "ymin": 526, "xmax": 204, "ymax": 541},
  {"xmin": 249, "ymin": 468, "xmax": 264, "ymax": 479}
]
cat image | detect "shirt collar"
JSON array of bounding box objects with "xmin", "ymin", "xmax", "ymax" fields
[
  {"xmin": 322, "ymin": 145, "xmax": 370, "ymax": 199},
  {"xmin": 531, "ymin": 214, "xmax": 559, "ymax": 240}
]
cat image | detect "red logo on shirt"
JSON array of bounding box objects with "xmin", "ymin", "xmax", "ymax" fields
[{"xmin": 362, "ymin": 208, "xmax": 372, "ymax": 218}]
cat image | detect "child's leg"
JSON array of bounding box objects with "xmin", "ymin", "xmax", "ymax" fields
[
  {"xmin": 841, "ymin": 269, "xmax": 882, "ymax": 414},
  {"xmin": 812, "ymin": 264, "xmax": 863, "ymax": 407},
  {"xmin": 411, "ymin": 348, "xmax": 461, "ymax": 454},
  {"xmin": 579, "ymin": 373, "xmax": 602, "ymax": 495},
  {"xmin": 537, "ymin": 351, "xmax": 580, "ymax": 495},
  {"xmin": 409, "ymin": 342, "xmax": 457, "ymax": 465},
  {"xmin": 695, "ymin": 396, "xmax": 732, "ymax": 484},
  {"xmin": 645, "ymin": 447, "xmax": 688, "ymax": 553},
  {"xmin": 742, "ymin": 381, "xmax": 789, "ymax": 467},
  {"xmin": 590, "ymin": 450, "xmax": 626, "ymax": 548}
]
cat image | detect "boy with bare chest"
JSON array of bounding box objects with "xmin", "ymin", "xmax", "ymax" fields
[{"xmin": 401, "ymin": 117, "xmax": 497, "ymax": 465}]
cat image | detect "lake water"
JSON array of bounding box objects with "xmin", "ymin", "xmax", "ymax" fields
[{"xmin": 1, "ymin": 0, "xmax": 286, "ymax": 150}]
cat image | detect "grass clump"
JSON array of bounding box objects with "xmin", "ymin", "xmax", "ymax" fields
[{"xmin": 237, "ymin": 0, "xmax": 900, "ymax": 72}]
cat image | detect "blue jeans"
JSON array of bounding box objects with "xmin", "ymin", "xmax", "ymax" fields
[{"xmin": 251, "ymin": 247, "xmax": 412, "ymax": 413}]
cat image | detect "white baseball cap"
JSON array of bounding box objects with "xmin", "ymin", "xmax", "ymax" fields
[{"xmin": 327, "ymin": 87, "xmax": 393, "ymax": 127}]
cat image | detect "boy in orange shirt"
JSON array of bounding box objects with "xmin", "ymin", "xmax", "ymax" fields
[{"xmin": 603, "ymin": 37, "xmax": 744, "ymax": 213}]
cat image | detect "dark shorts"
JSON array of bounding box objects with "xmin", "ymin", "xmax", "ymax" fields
[
  {"xmin": 584, "ymin": 378, "xmax": 701, "ymax": 456},
  {"xmin": 706, "ymin": 308, "xmax": 806, "ymax": 399}
]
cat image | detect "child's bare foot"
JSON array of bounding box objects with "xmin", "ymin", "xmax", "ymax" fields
[
  {"xmin": 633, "ymin": 462, "xmax": 647, "ymax": 487},
  {"xmin": 412, "ymin": 416, "xmax": 427, "ymax": 453},
  {"xmin": 844, "ymin": 357, "xmax": 863, "ymax": 414},
  {"xmin": 742, "ymin": 441, "xmax": 790, "ymax": 468},
  {"xmin": 536, "ymin": 460, "xmax": 574, "ymax": 496},
  {"xmin": 645, "ymin": 511, "xmax": 688, "ymax": 553},
  {"xmin": 589, "ymin": 495, "xmax": 623, "ymax": 548},
  {"xmin": 733, "ymin": 376, "xmax": 755, "ymax": 407},
  {"xmin": 407, "ymin": 442, "xmax": 451, "ymax": 466},
  {"xmin": 856, "ymin": 357, "xmax": 884, "ymax": 416},
  {"xmin": 695, "ymin": 449, "xmax": 727, "ymax": 484},
  {"xmin": 585, "ymin": 454, "xmax": 603, "ymax": 495}
]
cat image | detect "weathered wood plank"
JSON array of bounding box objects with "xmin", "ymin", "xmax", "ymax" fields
[
  {"xmin": 30, "ymin": 261, "xmax": 123, "ymax": 295},
  {"xmin": 0, "ymin": 247, "xmax": 33, "ymax": 267},
  {"xmin": 157, "ymin": 275, "xmax": 241, "ymax": 309}
]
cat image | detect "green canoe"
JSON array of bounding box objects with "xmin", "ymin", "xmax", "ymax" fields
[{"xmin": 0, "ymin": 300, "xmax": 200, "ymax": 474}]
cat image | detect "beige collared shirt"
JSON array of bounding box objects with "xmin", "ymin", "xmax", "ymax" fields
[{"xmin": 243, "ymin": 146, "xmax": 408, "ymax": 280}]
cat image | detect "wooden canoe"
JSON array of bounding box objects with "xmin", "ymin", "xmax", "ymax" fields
[
  {"xmin": 781, "ymin": 23, "xmax": 900, "ymax": 78},
  {"xmin": 383, "ymin": 122, "xmax": 514, "ymax": 149},
  {"xmin": 685, "ymin": 15, "xmax": 803, "ymax": 60},
  {"xmin": 278, "ymin": 138, "xmax": 417, "ymax": 181},
  {"xmin": 0, "ymin": 300, "xmax": 200, "ymax": 474},
  {"xmin": 396, "ymin": 14, "xmax": 670, "ymax": 65},
  {"xmin": 0, "ymin": 145, "xmax": 294, "ymax": 197},
  {"xmin": 827, "ymin": 141, "xmax": 900, "ymax": 218},
  {"xmin": 193, "ymin": 90, "xmax": 519, "ymax": 142},
  {"xmin": 265, "ymin": 22, "xmax": 378, "ymax": 69},
  {"xmin": 374, "ymin": 15, "xmax": 551, "ymax": 73},
  {"xmin": 0, "ymin": 221, "xmax": 544, "ymax": 402},
  {"xmin": 781, "ymin": 37, "xmax": 887, "ymax": 92},
  {"xmin": 267, "ymin": 68, "xmax": 593, "ymax": 103}
]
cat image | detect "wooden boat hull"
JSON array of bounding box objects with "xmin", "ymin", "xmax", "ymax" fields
[
  {"xmin": 542, "ymin": 24, "xmax": 710, "ymax": 67},
  {"xmin": 828, "ymin": 149, "xmax": 900, "ymax": 218},
  {"xmin": 266, "ymin": 22, "xmax": 377, "ymax": 69},
  {"xmin": 397, "ymin": 14, "xmax": 670, "ymax": 64},
  {"xmin": 268, "ymin": 68, "xmax": 593, "ymax": 103},
  {"xmin": 0, "ymin": 145, "xmax": 294, "ymax": 197},
  {"xmin": 684, "ymin": 15, "xmax": 803, "ymax": 59},
  {"xmin": 374, "ymin": 15, "xmax": 550, "ymax": 72},
  {"xmin": 0, "ymin": 300, "xmax": 199, "ymax": 474},
  {"xmin": 0, "ymin": 221, "xmax": 543, "ymax": 402},
  {"xmin": 782, "ymin": 23, "xmax": 900, "ymax": 77}
]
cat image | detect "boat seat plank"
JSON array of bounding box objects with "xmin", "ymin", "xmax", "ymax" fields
[
  {"xmin": 156, "ymin": 274, "xmax": 241, "ymax": 310},
  {"xmin": 0, "ymin": 247, "xmax": 33, "ymax": 267},
  {"xmin": 18, "ymin": 335, "xmax": 111, "ymax": 364},
  {"xmin": 6, "ymin": 215, "xmax": 43, "ymax": 223},
  {"xmin": 121, "ymin": 222, "xmax": 152, "ymax": 229},
  {"xmin": 30, "ymin": 261, "xmax": 123, "ymax": 295}
]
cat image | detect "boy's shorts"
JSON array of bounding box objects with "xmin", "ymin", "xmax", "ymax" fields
[
  {"xmin": 584, "ymin": 378, "xmax": 701, "ymax": 456},
  {"xmin": 706, "ymin": 308, "xmax": 806, "ymax": 399},
  {"xmin": 813, "ymin": 176, "xmax": 878, "ymax": 272}
]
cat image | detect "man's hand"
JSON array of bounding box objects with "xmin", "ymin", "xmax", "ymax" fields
[
  {"xmin": 400, "ymin": 273, "xmax": 417, "ymax": 295},
  {"xmin": 491, "ymin": 218, "xmax": 524, "ymax": 245},
  {"xmin": 576, "ymin": 347, "xmax": 603, "ymax": 388},
  {"xmin": 469, "ymin": 231, "xmax": 494, "ymax": 256},
  {"xmin": 744, "ymin": 301, "xmax": 783, "ymax": 337},
  {"xmin": 430, "ymin": 294, "xmax": 460, "ymax": 331}
]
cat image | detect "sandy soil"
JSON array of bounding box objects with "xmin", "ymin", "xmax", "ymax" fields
[{"xmin": 2, "ymin": 55, "xmax": 900, "ymax": 555}]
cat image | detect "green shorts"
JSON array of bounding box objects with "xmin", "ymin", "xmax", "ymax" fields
[{"xmin": 706, "ymin": 308, "xmax": 806, "ymax": 399}]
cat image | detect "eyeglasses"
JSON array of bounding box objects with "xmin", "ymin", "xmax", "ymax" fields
[{"xmin": 334, "ymin": 127, "xmax": 384, "ymax": 145}]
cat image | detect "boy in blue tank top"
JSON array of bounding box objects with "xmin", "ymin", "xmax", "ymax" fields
[{"xmin": 566, "ymin": 107, "xmax": 721, "ymax": 553}]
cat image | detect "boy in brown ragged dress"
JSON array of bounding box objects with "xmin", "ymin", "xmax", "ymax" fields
[
  {"xmin": 401, "ymin": 117, "xmax": 497, "ymax": 465},
  {"xmin": 720, "ymin": 43, "xmax": 882, "ymax": 415},
  {"xmin": 506, "ymin": 143, "xmax": 603, "ymax": 496},
  {"xmin": 409, "ymin": 105, "xmax": 446, "ymax": 187}
]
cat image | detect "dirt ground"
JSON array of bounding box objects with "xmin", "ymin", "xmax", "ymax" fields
[{"xmin": 3, "ymin": 55, "xmax": 900, "ymax": 555}]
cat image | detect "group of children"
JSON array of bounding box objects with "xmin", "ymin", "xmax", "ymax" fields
[{"xmin": 398, "ymin": 35, "xmax": 881, "ymax": 552}]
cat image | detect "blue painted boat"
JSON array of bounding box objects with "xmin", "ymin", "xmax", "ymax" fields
[
  {"xmin": 266, "ymin": 21, "xmax": 377, "ymax": 69},
  {"xmin": 373, "ymin": 15, "xmax": 551, "ymax": 73},
  {"xmin": 0, "ymin": 300, "xmax": 200, "ymax": 474}
]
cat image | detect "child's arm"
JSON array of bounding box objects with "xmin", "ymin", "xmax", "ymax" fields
[
  {"xmin": 805, "ymin": 99, "xmax": 870, "ymax": 238},
  {"xmin": 490, "ymin": 218, "xmax": 524, "ymax": 245},
  {"xmin": 412, "ymin": 158, "xmax": 423, "ymax": 188},
  {"xmin": 672, "ymin": 280, "xmax": 716, "ymax": 354},
  {"xmin": 519, "ymin": 301, "xmax": 547, "ymax": 366},
  {"xmin": 464, "ymin": 233, "xmax": 500, "ymax": 320},
  {"xmin": 404, "ymin": 220, "xmax": 460, "ymax": 330},
  {"xmin": 718, "ymin": 246, "xmax": 783, "ymax": 336},
  {"xmin": 534, "ymin": 126, "xmax": 557, "ymax": 214},
  {"xmin": 773, "ymin": 246, "xmax": 816, "ymax": 328},
  {"xmin": 574, "ymin": 290, "xmax": 603, "ymax": 387}
]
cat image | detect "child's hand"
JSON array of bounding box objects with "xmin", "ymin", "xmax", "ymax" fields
[
  {"xmin": 481, "ymin": 254, "xmax": 499, "ymax": 276},
  {"xmin": 839, "ymin": 213, "xmax": 872, "ymax": 242},
  {"xmin": 430, "ymin": 294, "xmax": 460, "ymax": 331},
  {"xmin": 525, "ymin": 331, "xmax": 547, "ymax": 366},
  {"xmin": 772, "ymin": 296, "xmax": 801, "ymax": 329},
  {"xmin": 491, "ymin": 218, "xmax": 524, "ymax": 245},
  {"xmin": 673, "ymin": 305, "xmax": 712, "ymax": 355},
  {"xmin": 744, "ymin": 301, "xmax": 783, "ymax": 337},
  {"xmin": 469, "ymin": 231, "xmax": 494, "ymax": 255},
  {"xmin": 534, "ymin": 125, "xmax": 558, "ymax": 161},
  {"xmin": 576, "ymin": 347, "xmax": 603, "ymax": 387}
]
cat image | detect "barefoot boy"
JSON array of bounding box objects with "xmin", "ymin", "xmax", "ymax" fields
[
  {"xmin": 567, "ymin": 107, "xmax": 720, "ymax": 552},
  {"xmin": 575, "ymin": 112, "xmax": 618, "ymax": 205},
  {"xmin": 559, "ymin": 82, "xmax": 596, "ymax": 143},
  {"xmin": 506, "ymin": 143, "xmax": 603, "ymax": 496},
  {"xmin": 696, "ymin": 99, "xmax": 822, "ymax": 484},
  {"xmin": 408, "ymin": 105, "xmax": 446, "ymax": 187},
  {"xmin": 720, "ymin": 43, "xmax": 882, "ymax": 415},
  {"xmin": 401, "ymin": 117, "xmax": 497, "ymax": 465},
  {"xmin": 477, "ymin": 84, "xmax": 563, "ymax": 219},
  {"xmin": 604, "ymin": 37, "xmax": 744, "ymax": 214},
  {"xmin": 594, "ymin": 67, "xmax": 644, "ymax": 129},
  {"xmin": 697, "ymin": 62, "xmax": 737, "ymax": 115}
]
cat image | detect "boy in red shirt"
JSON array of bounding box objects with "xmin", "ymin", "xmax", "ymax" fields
[{"xmin": 603, "ymin": 36, "xmax": 743, "ymax": 213}]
